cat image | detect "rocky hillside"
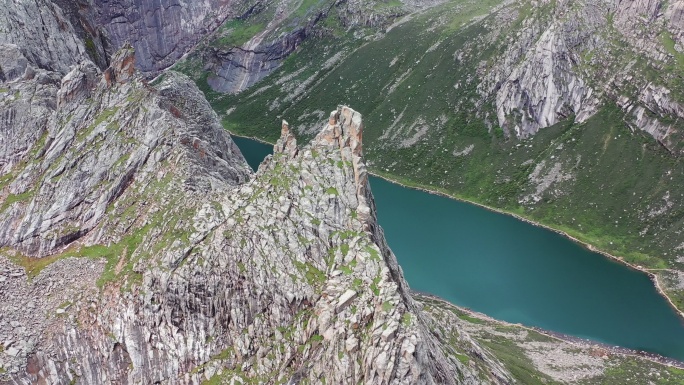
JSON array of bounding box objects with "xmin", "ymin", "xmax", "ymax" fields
[
  {"xmin": 4, "ymin": 1, "xmax": 684, "ymax": 384},
  {"xmin": 174, "ymin": 0, "xmax": 684, "ymax": 311},
  {"xmin": 1, "ymin": 4, "xmax": 510, "ymax": 377},
  {"xmin": 0, "ymin": 3, "xmax": 503, "ymax": 383},
  {"xmin": 45, "ymin": 0, "xmax": 442, "ymax": 84}
]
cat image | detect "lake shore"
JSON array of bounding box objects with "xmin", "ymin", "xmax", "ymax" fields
[
  {"xmin": 414, "ymin": 291, "xmax": 684, "ymax": 370},
  {"xmin": 369, "ymin": 171, "xmax": 684, "ymax": 320},
  {"xmin": 227, "ymin": 130, "xmax": 684, "ymax": 321},
  {"xmin": 230, "ymin": 132, "xmax": 278, "ymax": 147}
]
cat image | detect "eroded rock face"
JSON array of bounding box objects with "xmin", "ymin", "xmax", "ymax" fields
[
  {"xmin": 489, "ymin": 23, "xmax": 597, "ymax": 137},
  {"xmin": 93, "ymin": 0, "xmax": 256, "ymax": 73},
  {"xmin": 0, "ymin": 87, "xmax": 510, "ymax": 384},
  {"xmin": 478, "ymin": 1, "xmax": 606, "ymax": 137},
  {"xmin": 0, "ymin": 5, "xmax": 509, "ymax": 382},
  {"xmin": 473, "ymin": 0, "xmax": 684, "ymax": 151},
  {"xmin": 0, "ymin": 42, "xmax": 249, "ymax": 258}
]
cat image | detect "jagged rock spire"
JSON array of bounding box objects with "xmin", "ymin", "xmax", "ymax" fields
[
  {"xmin": 103, "ymin": 43, "xmax": 136, "ymax": 86},
  {"xmin": 274, "ymin": 119, "xmax": 298, "ymax": 157},
  {"xmin": 313, "ymin": 106, "xmax": 371, "ymax": 225}
]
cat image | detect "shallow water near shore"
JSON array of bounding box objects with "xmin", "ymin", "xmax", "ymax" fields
[{"xmin": 232, "ymin": 134, "xmax": 684, "ymax": 361}]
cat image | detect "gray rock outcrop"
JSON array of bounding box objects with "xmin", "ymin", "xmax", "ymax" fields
[
  {"xmin": 471, "ymin": 0, "xmax": 684, "ymax": 151},
  {"xmin": 93, "ymin": 0, "xmax": 257, "ymax": 73},
  {"xmin": 207, "ymin": 23, "xmax": 314, "ymax": 94},
  {"xmin": 478, "ymin": 1, "xmax": 607, "ymax": 137},
  {"xmin": 0, "ymin": 41, "xmax": 249, "ymax": 258}
]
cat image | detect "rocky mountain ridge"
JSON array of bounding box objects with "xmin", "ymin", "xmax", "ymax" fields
[
  {"xmin": 0, "ymin": 3, "xmax": 506, "ymax": 381},
  {"xmin": 0, "ymin": 37, "xmax": 507, "ymax": 380},
  {"xmin": 4, "ymin": 1, "xmax": 684, "ymax": 384}
]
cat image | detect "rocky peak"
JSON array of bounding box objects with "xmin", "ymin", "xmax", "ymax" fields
[
  {"xmin": 274, "ymin": 119, "xmax": 298, "ymax": 157},
  {"xmin": 103, "ymin": 43, "xmax": 136, "ymax": 86},
  {"xmin": 313, "ymin": 106, "xmax": 371, "ymax": 226},
  {"xmin": 318, "ymin": 106, "xmax": 364, "ymax": 158}
]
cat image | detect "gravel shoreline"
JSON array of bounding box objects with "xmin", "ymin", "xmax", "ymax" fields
[{"xmin": 414, "ymin": 291, "xmax": 684, "ymax": 370}]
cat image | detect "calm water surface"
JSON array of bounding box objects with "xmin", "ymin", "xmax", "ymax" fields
[{"xmin": 232, "ymin": 135, "xmax": 684, "ymax": 360}]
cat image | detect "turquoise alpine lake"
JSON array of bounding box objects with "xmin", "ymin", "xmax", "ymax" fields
[{"xmin": 232, "ymin": 135, "xmax": 684, "ymax": 361}]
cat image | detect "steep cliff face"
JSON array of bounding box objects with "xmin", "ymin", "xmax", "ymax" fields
[
  {"xmin": 206, "ymin": 18, "xmax": 317, "ymax": 94},
  {"xmin": 93, "ymin": 0, "xmax": 257, "ymax": 73},
  {"xmin": 177, "ymin": 0, "xmax": 443, "ymax": 94}
]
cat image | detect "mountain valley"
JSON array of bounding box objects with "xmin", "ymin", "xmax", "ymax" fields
[{"xmin": 3, "ymin": 0, "xmax": 684, "ymax": 384}]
